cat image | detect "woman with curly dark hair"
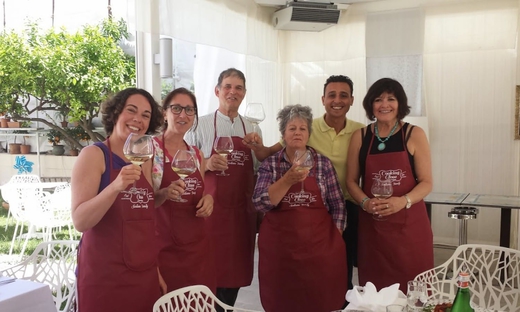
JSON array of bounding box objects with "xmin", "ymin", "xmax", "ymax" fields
[{"xmin": 71, "ymin": 87, "xmax": 166, "ymax": 312}]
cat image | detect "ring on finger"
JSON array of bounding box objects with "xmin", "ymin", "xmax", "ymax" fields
[{"xmin": 386, "ymin": 204, "xmax": 389, "ymax": 208}]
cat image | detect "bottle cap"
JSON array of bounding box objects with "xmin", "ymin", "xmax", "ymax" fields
[{"xmin": 458, "ymin": 271, "xmax": 470, "ymax": 288}]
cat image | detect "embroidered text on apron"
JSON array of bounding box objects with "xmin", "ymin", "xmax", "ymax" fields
[
  {"xmin": 204, "ymin": 111, "xmax": 256, "ymax": 287},
  {"xmin": 155, "ymin": 136, "xmax": 217, "ymax": 293},
  {"xmin": 77, "ymin": 139, "xmax": 160, "ymax": 312},
  {"xmin": 358, "ymin": 125, "xmax": 434, "ymax": 293},
  {"xmin": 258, "ymin": 151, "xmax": 347, "ymax": 312}
]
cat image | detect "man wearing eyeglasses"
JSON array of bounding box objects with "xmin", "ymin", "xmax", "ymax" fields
[
  {"xmin": 185, "ymin": 68, "xmax": 260, "ymax": 310},
  {"xmin": 245, "ymin": 75, "xmax": 365, "ymax": 295}
]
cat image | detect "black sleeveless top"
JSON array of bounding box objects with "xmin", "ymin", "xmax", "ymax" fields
[{"xmin": 359, "ymin": 122, "xmax": 417, "ymax": 180}]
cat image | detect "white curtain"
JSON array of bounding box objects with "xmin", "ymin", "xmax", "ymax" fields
[
  {"xmin": 365, "ymin": 9, "xmax": 425, "ymax": 116},
  {"xmin": 423, "ymin": 0, "xmax": 519, "ymax": 246},
  {"xmin": 157, "ymin": 0, "xmax": 281, "ymax": 145},
  {"xmin": 279, "ymin": 10, "xmax": 369, "ymax": 126},
  {"xmin": 151, "ymin": 0, "xmax": 520, "ymax": 247}
]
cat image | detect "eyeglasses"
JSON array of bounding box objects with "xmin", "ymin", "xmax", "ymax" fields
[{"xmin": 169, "ymin": 105, "xmax": 196, "ymax": 116}]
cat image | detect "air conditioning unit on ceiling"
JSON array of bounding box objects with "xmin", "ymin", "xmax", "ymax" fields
[{"xmin": 272, "ymin": 1, "xmax": 346, "ymax": 32}]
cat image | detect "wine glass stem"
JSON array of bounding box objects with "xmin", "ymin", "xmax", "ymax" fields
[{"xmin": 300, "ymin": 181, "xmax": 304, "ymax": 193}]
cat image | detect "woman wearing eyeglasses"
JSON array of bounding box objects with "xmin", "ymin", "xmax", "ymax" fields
[{"xmin": 152, "ymin": 87, "xmax": 216, "ymax": 293}]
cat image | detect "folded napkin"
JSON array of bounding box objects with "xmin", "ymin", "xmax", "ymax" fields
[{"xmin": 345, "ymin": 282, "xmax": 407, "ymax": 312}]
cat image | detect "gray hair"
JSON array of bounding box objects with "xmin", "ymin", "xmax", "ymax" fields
[
  {"xmin": 277, "ymin": 104, "xmax": 313, "ymax": 137},
  {"xmin": 216, "ymin": 68, "xmax": 246, "ymax": 90}
]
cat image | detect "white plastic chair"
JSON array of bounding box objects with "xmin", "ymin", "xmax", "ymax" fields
[
  {"xmin": 414, "ymin": 244, "xmax": 520, "ymax": 311},
  {"xmin": 1, "ymin": 240, "xmax": 79, "ymax": 312},
  {"xmin": 153, "ymin": 285, "xmax": 261, "ymax": 312}
]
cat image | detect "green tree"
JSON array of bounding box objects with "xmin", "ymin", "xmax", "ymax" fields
[{"xmin": 0, "ymin": 18, "xmax": 135, "ymax": 150}]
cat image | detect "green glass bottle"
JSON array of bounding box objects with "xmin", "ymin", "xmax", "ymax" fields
[{"xmin": 451, "ymin": 270, "xmax": 474, "ymax": 312}]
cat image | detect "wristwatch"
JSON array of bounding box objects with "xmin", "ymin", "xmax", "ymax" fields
[{"xmin": 404, "ymin": 194, "xmax": 412, "ymax": 209}]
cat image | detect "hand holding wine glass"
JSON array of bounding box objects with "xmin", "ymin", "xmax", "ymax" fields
[
  {"xmin": 370, "ymin": 179, "xmax": 393, "ymax": 221},
  {"xmin": 123, "ymin": 133, "xmax": 154, "ymax": 189},
  {"xmin": 213, "ymin": 136, "xmax": 234, "ymax": 176},
  {"xmin": 171, "ymin": 150, "xmax": 197, "ymax": 202},
  {"xmin": 244, "ymin": 102, "xmax": 265, "ymax": 134},
  {"xmin": 293, "ymin": 149, "xmax": 313, "ymax": 193}
]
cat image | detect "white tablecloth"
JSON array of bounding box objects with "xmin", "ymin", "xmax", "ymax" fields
[{"xmin": 0, "ymin": 279, "xmax": 56, "ymax": 312}]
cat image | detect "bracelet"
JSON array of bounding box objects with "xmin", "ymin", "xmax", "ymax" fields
[{"xmin": 360, "ymin": 197, "xmax": 369, "ymax": 211}]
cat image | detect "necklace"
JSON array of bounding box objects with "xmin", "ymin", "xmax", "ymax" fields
[{"xmin": 374, "ymin": 121, "xmax": 399, "ymax": 151}]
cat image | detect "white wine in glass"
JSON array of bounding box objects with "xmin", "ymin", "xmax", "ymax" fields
[
  {"xmin": 123, "ymin": 133, "xmax": 154, "ymax": 189},
  {"xmin": 171, "ymin": 150, "xmax": 197, "ymax": 202},
  {"xmin": 293, "ymin": 149, "xmax": 313, "ymax": 193},
  {"xmin": 244, "ymin": 102, "xmax": 265, "ymax": 134},
  {"xmin": 370, "ymin": 179, "xmax": 393, "ymax": 221},
  {"xmin": 213, "ymin": 136, "xmax": 234, "ymax": 176}
]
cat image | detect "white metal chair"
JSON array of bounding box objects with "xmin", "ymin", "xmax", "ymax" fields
[
  {"xmin": 414, "ymin": 244, "xmax": 520, "ymax": 311},
  {"xmin": 17, "ymin": 183, "xmax": 77, "ymax": 257},
  {"xmin": 1, "ymin": 174, "xmax": 41, "ymax": 230},
  {"xmin": 3, "ymin": 181, "xmax": 52, "ymax": 257},
  {"xmin": 1, "ymin": 240, "xmax": 79, "ymax": 312},
  {"xmin": 153, "ymin": 285, "xmax": 261, "ymax": 312}
]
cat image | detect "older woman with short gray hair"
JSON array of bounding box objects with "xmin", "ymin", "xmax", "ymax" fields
[{"xmin": 252, "ymin": 104, "xmax": 347, "ymax": 312}]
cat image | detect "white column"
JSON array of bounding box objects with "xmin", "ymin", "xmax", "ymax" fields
[{"xmin": 135, "ymin": 0, "xmax": 161, "ymax": 100}]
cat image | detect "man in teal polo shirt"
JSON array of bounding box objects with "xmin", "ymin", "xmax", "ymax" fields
[{"xmin": 246, "ymin": 75, "xmax": 365, "ymax": 290}]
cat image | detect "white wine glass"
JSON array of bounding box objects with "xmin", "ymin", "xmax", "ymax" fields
[
  {"xmin": 213, "ymin": 136, "xmax": 234, "ymax": 177},
  {"xmin": 123, "ymin": 133, "xmax": 154, "ymax": 189},
  {"xmin": 370, "ymin": 178, "xmax": 393, "ymax": 221},
  {"xmin": 171, "ymin": 149, "xmax": 197, "ymax": 202},
  {"xmin": 244, "ymin": 102, "xmax": 265, "ymax": 134},
  {"xmin": 406, "ymin": 280, "xmax": 428, "ymax": 312},
  {"xmin": 293, "ymin": 149, "xmax": 313, "ymax": 193}
]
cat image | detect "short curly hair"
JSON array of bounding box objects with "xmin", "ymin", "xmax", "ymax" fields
[
  {"xmin": 277, "ymin": 104, "xmax": 313, "ymax": 138},
  {"xmin": 362, "ymin": 78, "xmax": 410, "ymax": 121},
  {"xmin": 101, "ymin": 88, "xmax": 163, "ymax": 136}
]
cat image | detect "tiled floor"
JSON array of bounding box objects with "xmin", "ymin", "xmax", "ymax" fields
[{"xmin": 234, "ymin": 237, "xmax": 456, "ymax": 311}]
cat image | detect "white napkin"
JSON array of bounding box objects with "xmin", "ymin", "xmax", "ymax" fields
[{"xmin": 345, "ymin": 282, "xmax": 407, "ymax": 312}]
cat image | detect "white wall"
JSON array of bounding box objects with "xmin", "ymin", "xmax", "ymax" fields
[{"xmin": 0, "ymin": 154, "xmax": 77, "ymax": 186}]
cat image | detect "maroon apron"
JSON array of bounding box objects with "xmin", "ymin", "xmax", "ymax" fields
[
  {"xmin": 358, "ymin": 126, "xmax": 434, "ymax": 293},
  {"xmin": 204, "ymin": 111, "xmax": 256, "ymax": 288},
  {"xmin": 258, "ymin": 152, "xmax": 347, "ymax": 312},
  {"xmin": 155, "ymin": 137, "xmax": 217, "ymax": 293},
  {"xmin": 77, "ymin": 140, "xmax": 160, "ymax": 312}
]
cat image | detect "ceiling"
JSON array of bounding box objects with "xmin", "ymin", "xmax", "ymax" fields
[{"xmin": 253, "ymin": 0, "xmax": 384, "ymax": 6}]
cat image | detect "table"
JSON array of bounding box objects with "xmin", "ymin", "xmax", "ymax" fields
[
  {"xmin": 424, "ymin": 192, "xmax": 520, "ymax": 248},
  {"xmin": 0, "ymin": 279, "xmax": 56, "ymax": 312}
]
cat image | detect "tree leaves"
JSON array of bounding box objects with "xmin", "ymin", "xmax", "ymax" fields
[{"xmin": 0, "ymin": 18, "xmax": 136, "ymax": 147}]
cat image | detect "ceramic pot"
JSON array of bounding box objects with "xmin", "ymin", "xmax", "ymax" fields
[
  {"xmin": 0, "ymin": 118, "xmax": 8, "ymax": 128},
  {"xmin": 52, "ymin": 145, "xmax": 65, "ymax": 156},
  {"xmin": 7, "ymin": 121, "xmax": 21, "ymax": 128},
  {"xmin": 20, "ymin": 144, "xmax": 31, "ymax": 154},
  {"xmin": 9, "ymin": 143, "xmax": 21, "ymax": 154}
]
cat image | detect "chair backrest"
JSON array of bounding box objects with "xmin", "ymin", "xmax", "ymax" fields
[
  {"xmin": 414, "ymin": 244, "xmax": 520, "ymax": 311},
  {"xmin": 1, "ymin": 240, "xmax": 79, "ymax": 312},
  {"xmin": 1, "ymin": 174, "xmax": 41, "ymax": 204},
  {"xmin": 45, "ymin": 183, "xmax": 72, "ymax": 227},
  {"xmin": 153, "ymin": 285, "xmax": 261, "ymax": 312}
]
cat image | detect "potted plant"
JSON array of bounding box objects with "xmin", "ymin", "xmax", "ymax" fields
[
  {"xmin": 55, "ymin": 110, "xmax": 69, "ymax": 128},
  {"xmin": 47, "ymin": 128, "xmax": 65, "ymax": 155},
  {"xmin": 0, "ymin": 113, "xmax": 9, "ymax": 128},
  {"xmin": 64, "ymin": 126, "xmax": 89, "ymax": 156},
  {"xmin": 9, "ymin": 136, "xmax": 21, "ymax": 154},
  {"xmin": 17, "ymin": 122, "xmax": 32, "ymax": 154}
]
